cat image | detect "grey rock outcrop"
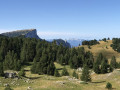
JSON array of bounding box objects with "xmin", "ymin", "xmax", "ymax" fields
[
  {"xmin": 1, "ymin": 29, "xmax": 41, "ymax": 39},
  {"xmin": 53, "ymin": 39, "xmax": 71, "ymax": 48},
  {"xmin": 25, "ymin": 29, "xmax": 40, "ymax": 39}
]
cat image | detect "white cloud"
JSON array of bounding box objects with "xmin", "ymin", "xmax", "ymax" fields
[
  {"xmin": 37, "ymin": 31, "xmax": 120, "ymax": 40},
  {"xmin": 37, "ymin": 31, "xmax": 97, "ymax": 39},
  {"xmin": 0, "ymin": 29, "xmax": 119, "ymax": 40},
  {"xmin": 0, "ymin": 29, "xmax": 13, "ymax": 34}
]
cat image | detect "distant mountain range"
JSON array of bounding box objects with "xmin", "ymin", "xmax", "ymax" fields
[
  {"xmin": 47, "ymin": 39, "xmax": 71, "ymax": 48},
  {"xmin": 47, "ymin": 39, "xmax": 86, "ymax": 47},
  {"xmin": 0, "ymin": 29, "xmax": 71, "ymax": 48},
  {"xmin": 67, "ymin": 39, "xmax": 86, "ymax": 47}
]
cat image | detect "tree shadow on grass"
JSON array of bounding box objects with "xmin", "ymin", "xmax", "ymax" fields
[
  {"xmin": 91, "ymin": 81, "xmax": 106, "ymax": 83},
  {"xmin": 112, "ymin": 88, "xmax": 116, "ymax": 90},
  {"xmin": 24, "ymin": 70, "xmax": 30, "ymax": 72},
  {"xmin": 25, "ymin": 76, "xmax": 41, "ymax": 80},
  {"xmin": 57, "ymin": 68, "xmax": 63, "ymax": 70}
]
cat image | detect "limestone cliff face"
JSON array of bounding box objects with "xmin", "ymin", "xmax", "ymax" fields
[
  {"xmin": 53, "ymin": 39, "xmax": 71, "ymax": 48},
  {"xmin": 25, "ymin": 29, "xmax": 40, "ymax": 39},
  {"xmin": 1, "ymin": 29, "xmax": 40, "ymax": 39}
]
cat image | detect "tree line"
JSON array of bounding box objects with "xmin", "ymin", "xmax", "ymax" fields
[
  {"xmin": 111, "ymin": 38, "xmax": 120, "ymax": 52},
  {"xmin": 82, "ymin": 39, "xmax": 99, "ymax": 46}
]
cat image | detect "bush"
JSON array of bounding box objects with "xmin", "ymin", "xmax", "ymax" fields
[
  {"xmin": 18, "ymin": 69, "xmax": 25, "ymax": 77},
  {"xmin": 106, "ymin": 82, "xmax": 112, "ymax": 90},
  {"xmin": 4, "ymin": 85, "xmax": 13, "ymax": 90},
  {"xmin": 61, "ymin": 67, "xmax": 69, "ymax": 76},
  {"xmin": 54, "ymin": 69, "xmax": 60, "ymax": 77},
  {"xmin": 88, "ymin": 45, "xmax": 91, "ymax": 49},
  {"xmin": 72, "ymin": 70, "xmax": 79, "ymax": 79}
]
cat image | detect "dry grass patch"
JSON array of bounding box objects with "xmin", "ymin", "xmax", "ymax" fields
[{"xmin": 79, "ymin": 40, "xmax": 120, "ymax": 61}]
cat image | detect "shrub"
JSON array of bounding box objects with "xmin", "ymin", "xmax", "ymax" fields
[
  {"xmin": 106, "ymin": 82, "xmax": 112, "ymax": 90},
  {"xmin": 4, "ymin": 85, "xmax": 13, "ymax": 90},
  {"xmin": 61, "ymin": 67, "xmax": 69, "ymax": 76},
  {"xmin": 18, "ymin": 69, "xmax": 25, "ymax": 77},
  {"xmin": 72, "ymin": 70, "xmax": 79, "ymax": 79},
  {"xmin": 54, "ymin": 69, "xmax": 60, "ymax": 77}
]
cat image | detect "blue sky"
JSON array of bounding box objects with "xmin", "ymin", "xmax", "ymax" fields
[{"xmin": 0, "ymin": 0, "xmax": 120, "ymax": 39}]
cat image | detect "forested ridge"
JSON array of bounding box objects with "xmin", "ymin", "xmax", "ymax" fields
[
  {"xmin": 0, "ymin": 35, "xmax": 119, "ymax": 79},
  {"xmin": 0, "ymin": 36, "xmax": 93, "ymax": 76},
  {"xmin": 111, "ymin": 38, "xmax": 120, "ymax": 52}
]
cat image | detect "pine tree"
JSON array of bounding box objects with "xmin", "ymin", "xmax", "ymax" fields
[
  {"xmin": 40, "ymin": 54, "xmax": 48, "ymax": 74},
  {"xmin": 4, "ymin": 51, "xmax": 15, "ymax": 70},
  {"xmin": 61, "ymin": 67, "xmax": 69, "ymax": 76},
  {"xmin": 59, "ymin": 54, "xmax": 64, "ymax": 65},
  {"xmin": 109, "ymin": 65, "xmax": 113, "ymax": 72},
  {"xmin": 101, "ymin": 59, "xmax": 108, "ymax": 74},
  {"xmin": 20, "ymin": 44, "xmax": 27, "ymax": 64},
  {"xmin": 69, "ymin": 57, "xmax": 74, "ymax": 68},
  {"xmin": 110, "ymin": 56, "xmax": 117, "ymax": 69},
  {"xmin": 18, "ymin": 69, "xmax": 25, "ymax": 77},
  {"xmin": 36, "ymin": 61, "xmax": 42, "ymax": 75},
  {"xmin": 96, "ymin": 53, "xmax": 103, "ymax": 65},
  {"xmin": 54, "ymin": 69, "xmax": 60, "ymax": 77},
  {"xmin": 93, "ymin": 62, "xmax": 100, "ymax": 74},
  {"xmin": 0, "ymin": 62, "xmax": 4, "ymax": 76},
  {"xmin": 50, "ymin": 61, "xmax": 56, "ymax": 75},
  {"xmin": 47, "ymin": 62, "xmax": 55, "ymax": 76},
  {"xmin": 72, "ymin": 70, "xmax": 79, "ymax": 79},
  {"xmin": 80, "ymin": 65, "xmax": 91, "ymax": 82},
  {"xmin": 85, "ymin": 52, "xmax": 94, "ymax": 68},
  {"xmin": 27, "ymin": 41, "xmax": 36, "ymax": 61},
  {"xmin": 31, "ymin": 59, "xmax": 37, "ymax": 74}
]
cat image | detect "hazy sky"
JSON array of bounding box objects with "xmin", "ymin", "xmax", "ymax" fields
[{"xmin": 0, "ymin": 0, "xmax": 120, "ymax": 39}]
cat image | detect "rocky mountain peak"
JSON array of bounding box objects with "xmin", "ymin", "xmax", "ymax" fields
[{"xmin": 1, "ymin": 29, "xmax": 40, "ymax": 39}]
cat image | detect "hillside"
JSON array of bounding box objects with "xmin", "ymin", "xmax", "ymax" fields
[
  {"xmin": 79, "ymin": 40, "xmax": 120, "ymax": 61},
  {"xmin": 1, "ymin": 62, "xmax": 120, "ymax": 90},
  {"xmin": 1, "ymin": 29, "xmax": 40, "ymax": 39}
]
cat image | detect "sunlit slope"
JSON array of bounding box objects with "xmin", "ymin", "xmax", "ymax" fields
[
  {"xmin": 1, "ymin": 62, "xmax": 120, "ymax": 90},
  {"xmin": 79, "ymin": 40, "xmax": 120, "ymax": 61}
]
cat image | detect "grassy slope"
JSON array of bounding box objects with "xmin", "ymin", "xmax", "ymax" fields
[
  {"xmin": 1, "ymin": 62, "xmax": 120, "ymax": 90},
  {"xmin": 79, "ymin": 40, "xmax": 120, "ymax": 62}
]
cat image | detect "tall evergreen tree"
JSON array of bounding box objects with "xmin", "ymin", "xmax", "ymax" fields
[
  {"xmin": 18, "ymin": 69, "xmax": 25, "ymax": 77},
  {"xmin": 110, "ymin": 56, "xmax": 117, "ymax": 69},
  {"xmin": 0, "ymin": 62, "xmax": 4, "ymax": 76},
  {"xmin": 72, "ymin": 70, "xmax": 79, "ymax": 79},
  {"xmin": 47, "ymin": 61, "xmax": 55, "ymax": 75},
  {"xmin": 96, "ymin": 53, "xmax": 103, "ymax": 65},
  {"xmin": 80, "ymin": 65, "xmax": 91, "ymax": 82},
  {"xmin": 101, "ymin": 59, "xmax": 108, "ymax": 74},
  {"xmin": 93, "ymin": 62, "xmax": 100, "ymax": 74},
  {"xmin": 20, "ymin": 43, "xmax": 27, "ymax": 64},
  {"xmin": 31, "ymin": 59, "xmax": 37, "ymax": 74}
]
